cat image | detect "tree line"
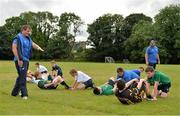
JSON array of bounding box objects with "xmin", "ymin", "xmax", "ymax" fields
[{"xmin": 0, "ymin": 4, "xmax": 179, "ymax": 63}]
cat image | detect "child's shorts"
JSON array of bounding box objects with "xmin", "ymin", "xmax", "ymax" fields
[
  {"xmin": 83, "ymin": 79, "xmax": 93, "ymax": 89},
  {"xmin": 158, "ymin": 83, "xmax": 171, "ymax": 93}
]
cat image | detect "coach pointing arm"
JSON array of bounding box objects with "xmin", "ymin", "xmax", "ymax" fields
[
  {"xmin": 32, "ymin": 42, "xmax": 44, "ymax": 52},
  {"xmin": 12, "ymin": 42, "xmax": 44, "ymax": 67},
  {"xmin": 11, "ymin": 25, "xmax": 44, "ymax": 99}
]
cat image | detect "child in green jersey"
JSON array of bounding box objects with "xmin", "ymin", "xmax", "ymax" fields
[
  {"xmin": 93, "ymin": 77, "xmax": 116, "ymax": 95},
  {"xmin": 145, "ymin": 66, "xmax": 171, "ymax": 100}
]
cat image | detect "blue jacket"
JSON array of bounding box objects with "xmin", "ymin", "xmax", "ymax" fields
[
  {"xmin": 131, "ymin": 69, "xmax": 141, "ymax": 76},
  {"xmin": 116, "ymin": 70, "xmax": 140, "ymax": 82},
  {"xmin": 146, "ymin": 46, "xmax": 158, "ymax": 63},
  {"xmin": 13, "ymin": 33, "xmax": 33, "ymax": 61}
]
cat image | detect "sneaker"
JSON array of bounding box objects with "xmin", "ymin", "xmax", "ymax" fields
[
  {"xmin": 146, "ymin": 95, "xmax": 153, "ymax": 101},
  {"xmin": 22, "ymin": 96, "xmax": 28, "ymax": 100}
]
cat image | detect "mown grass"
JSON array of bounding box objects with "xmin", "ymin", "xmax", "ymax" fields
[{"xmin": 0, "ymin": 61, "xmax": 180, "ymax": 115}]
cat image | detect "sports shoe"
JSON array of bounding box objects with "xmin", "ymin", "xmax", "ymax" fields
[
  {"xmin": 22, "ymin": 96, "xmax": 28, "ymax": 100},
  {"xmin": 146, "ymin": 95, "xmax": 153, "ymax": 101}
]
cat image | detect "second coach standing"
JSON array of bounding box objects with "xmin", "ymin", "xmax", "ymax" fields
[
  {"xmin": 145, "ymin": 39, "xmax": 160, "ymax": 69},
  {"xmin": 11, "ymin": 25, "xmax": 44, "ymax": 99}
]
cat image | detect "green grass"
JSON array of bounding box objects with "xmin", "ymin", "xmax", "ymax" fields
[{"xmin": 0, "ymin": 61, "xmax": 180, "ymax": 115}]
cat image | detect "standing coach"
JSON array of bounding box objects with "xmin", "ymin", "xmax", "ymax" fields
[{"xmin": 11, "ymin": 25, "xmax": 44, "ymax": 99}]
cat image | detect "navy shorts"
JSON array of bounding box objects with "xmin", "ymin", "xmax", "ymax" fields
[
  {"xmin": 41, "ymin": 71, "xmax": 48, "ymax": 74},
  {"xmin": 158, "ymin": 83, "xmax": 171, "ymax": 93},
  {"xmin": 83, "ymin": 79, "xmax": 93, "ymax": 89},
  {"xmin": 46, "ymin": 85, "xmax": 58, "ymax": 89}
]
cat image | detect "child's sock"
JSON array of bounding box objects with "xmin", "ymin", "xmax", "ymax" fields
[{"xmin": 60, "ymin": 81, "xmax": 70, "ymax": 89}]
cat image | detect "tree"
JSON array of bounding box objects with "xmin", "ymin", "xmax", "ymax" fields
[
  {"xmin": 0, "ymin": 16, "xmax": 27, "ymax": 59},
  {"xmin": 122, "ymin": 13, "xmax": 152, "ymax": 39},
  {"xmin": 124, "ymin": 5, "xmax": 180, "ymax": 64},
  {"xmin": 87, "ymin": 14, "xmax": 124, "ymax": 61},
  {"xmin": 47, "ymin": 12, "xmax": 84, "ymax": 59},
  {"xmin": 0, "ymin": 26, "xmax": 13, "ymax": 59},
  {"xmin": 0, "ymin": 11, "xmax": 83, "ymax": 60},
  {"xmin": 154, "ymin": 4, "xmax": 180, "ymax": 63},
  {"xmin": 0, "ymin": 11, "xmax": 60, "ymax": 59},
  {"xmin": 124, "ymin": 20, "xmax": 168, "ymax": 63}
]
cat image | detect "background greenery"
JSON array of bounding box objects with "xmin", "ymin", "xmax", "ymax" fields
[{"xmin": 0, "ymin": 4, "xmax": 179, "ymax": 63}]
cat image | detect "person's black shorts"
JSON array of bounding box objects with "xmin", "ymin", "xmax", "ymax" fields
[
  {"xmin": 46, "ymin": 85, "xmax": 58, "ymax": 89},
  {"xmin": 148, "ymin": 63, "xmax": 156, "ymax": 69},
  {"xmin": 107, "ymin": 79, "xmax": 115, "ymax": 87},
  {"xmin": 158, "ymin": 83, "xmax": 171, "ymax": 93},
  {"xmin": 83, "ymin": 79, "xmax": 93, "ymax": 89},
  {"xmin": 41, "ymin": 71, "xmax": 48, "ymax": 74}
]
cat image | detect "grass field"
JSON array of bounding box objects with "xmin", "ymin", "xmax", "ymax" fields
[{"xmin": 0, "ymin": 61, "xmax": 180, "ymax": 115}]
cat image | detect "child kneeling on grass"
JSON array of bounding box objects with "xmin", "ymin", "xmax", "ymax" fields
[
  {"xmin": 115, "ymin": 78, "xmax": 146, "ymax": 105},
  {"xmin": 145, "ymin": 66, "xmax": 171, "ymax": 100},
  {"xmin": 69, "ymin": 69, "xmax": 95, "ymax": 90},
  {"xmin": 93, "ymin": 77, "xmax": 116, "ymax": 95}
]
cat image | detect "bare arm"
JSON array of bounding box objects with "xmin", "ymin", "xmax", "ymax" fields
[
  {"xmin": 125, "ymin": 78, "xmax": 138, "ymax": 89},
  {"xmin": 145, "ymin": 53, "xmax": 148, "ymax": 65},
  {"xmin": 12, "ymin": 43, "xmax": 23, "ymax": 67},
  {"xmin": 72, "ymin": 81, "xmax": 76, "ymax": 88},
  {"xmin": 12, "ymin": 43, "xmax": 19, "ymax": 61},
  {"xmin": 32, "ymin": 42, "xmax": 44, "ymax": 52},
  {"xmin": 153, "ymin": 82, "xmax": 159, "ymax": 100},
  {"xmin": 145, "ymin": 81, "xmax": 151, "ymax": 95},
  {"xmin": 73, "ymin": 82, "xmax": 80, "ymax": 89},
  {"xmin": 157, "ymin": 54, "xmax": 160, "ymax": 64}
]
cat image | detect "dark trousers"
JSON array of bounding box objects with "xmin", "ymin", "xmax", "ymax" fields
[
  {"xmin": 11, "ymin": 61, "xmax": 29, "ymax": 97},
  {"xmin": 148, "ymin": 63, "xmax": 156, "ymax": 69}
]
